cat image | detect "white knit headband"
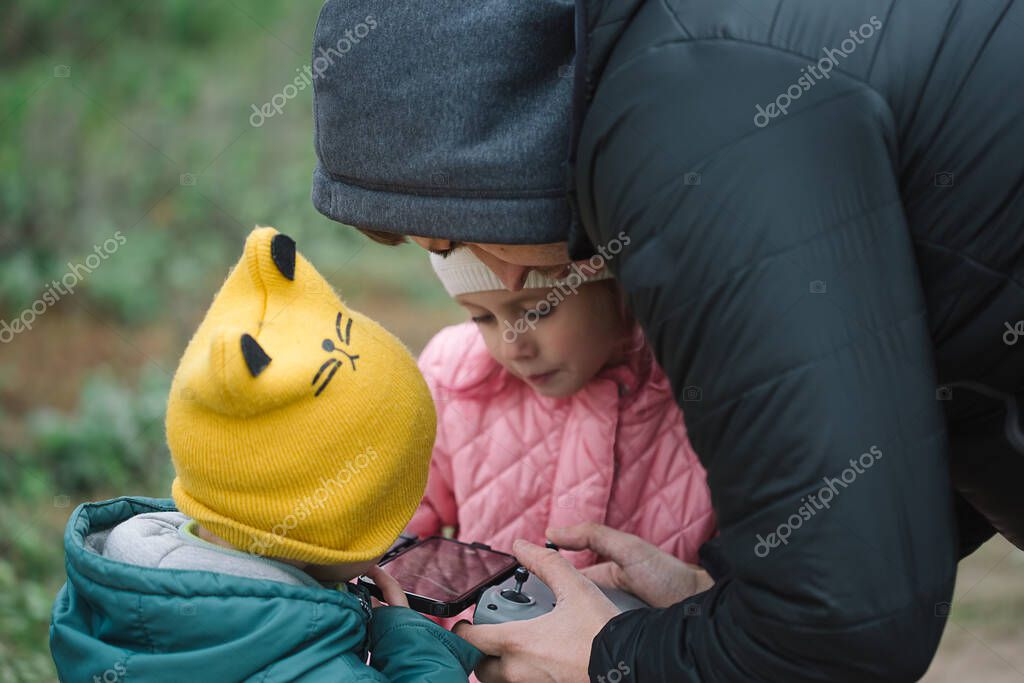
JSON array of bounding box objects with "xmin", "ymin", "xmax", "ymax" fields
[{"xmin": 429, "ymin": 248, "xmax": 613, "ymax": 297}]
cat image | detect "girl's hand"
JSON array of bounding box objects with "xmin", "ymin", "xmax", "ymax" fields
[{"xmin": 365, "ymin": 565, "xmax": 409, "ymax": 608}]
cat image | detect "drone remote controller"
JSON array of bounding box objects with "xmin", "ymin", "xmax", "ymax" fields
[{"xmin": 473, "ymin": 566, "xmax": 648, "ymax": 625}]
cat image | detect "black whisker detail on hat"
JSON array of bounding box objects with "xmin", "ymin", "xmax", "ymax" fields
[
  {"xmin": 241, "ymin": 334, "xmax": 272, "ymax": 377},
  {"xmin": 271, "ymin": 233, "xmax": 296, "ymax": 280},
  {"xmin": 312, "ymin": 358, "xmax": 336, "ymax": 386},
  {"xmin": 314, "ymin": 311, "xmax": 358, "ymax": 395},
  {"xmin": 314, "ymin": 360, "xmax": 342, "ymax": 397},
  {"xmin": 335, "ymin": 312, "xmax": 353, "ymax": 345}
]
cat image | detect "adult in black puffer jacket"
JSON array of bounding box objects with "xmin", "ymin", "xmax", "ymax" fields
[{"xmin": 311, "ymin": 1, "xmax": 1024, "ymax": 681}]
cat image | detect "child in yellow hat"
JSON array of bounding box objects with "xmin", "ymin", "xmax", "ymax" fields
[{"xmin": 49, "ymin": 227, "xmax": 481, "ymax": 682}]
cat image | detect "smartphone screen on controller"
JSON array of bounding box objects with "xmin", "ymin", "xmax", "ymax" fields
[{"xmin": 360, "ymin": 537, "xmax": 518, "ymax": 617}]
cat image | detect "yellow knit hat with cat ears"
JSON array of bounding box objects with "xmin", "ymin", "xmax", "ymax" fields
[{"xmin": 167, "ymin": 227, "xmax": 435, "ymax": 564}]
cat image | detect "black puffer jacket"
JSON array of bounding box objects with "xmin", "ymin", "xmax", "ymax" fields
[{"xmin": 573, "ymin": 0, "xmax": 1024, "ymax": 681}]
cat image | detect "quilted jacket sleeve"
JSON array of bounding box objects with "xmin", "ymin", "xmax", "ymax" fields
[
  {"xmin": 575, "ymin": 34, "xmax": 958, "ymax": 683},
  {"xmin": 367, "ymin": 606, "xmax": 481, "ymax": 682},
  {"xmin": 408, "ymin": 330, "xmax": 462, "ymax": 538}
]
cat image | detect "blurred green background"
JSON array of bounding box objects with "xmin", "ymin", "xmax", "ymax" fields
[
  {"xmin": 0, "ymin": 3, "xmax": 464, "ymax": 680},
  {"xmin": 0, "ymin": 2, "xmax": 1020, "ymax": 682}
]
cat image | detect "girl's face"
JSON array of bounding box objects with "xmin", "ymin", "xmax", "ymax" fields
[{"xmin": 456, "ymin": 281, "xmax": 629, "ymax": 398}]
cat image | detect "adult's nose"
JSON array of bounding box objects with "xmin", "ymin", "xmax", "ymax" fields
[{"xmin": 469, "ymin": 246, "xmax": 530, "ymax": 291}]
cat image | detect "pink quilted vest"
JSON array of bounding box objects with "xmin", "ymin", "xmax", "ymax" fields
[{"xmin": 409, "ymin": 322, "xmax": 716, "ymax": 569}]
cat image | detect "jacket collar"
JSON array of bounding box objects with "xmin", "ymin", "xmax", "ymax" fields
[
  {"xmin": 53, "ymin": 497, "xmax": 372, "ymax": 680},
  {"xmin": 64, "ymin": 497, "xmax": 369, "ymax": 610},
  {"xmin": 595, "ymin": 324, "xmax": 655, "ymax": 400}
]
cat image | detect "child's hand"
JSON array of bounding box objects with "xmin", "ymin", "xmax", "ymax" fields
[{"xmin": 366, "ymin": 565, "xmax": 409, "ymax": 608}]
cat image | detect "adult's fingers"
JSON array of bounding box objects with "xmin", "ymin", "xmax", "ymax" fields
[
  {"xmin": 546, "ymin": 522, "xmax": 651, "ymax": 564},
  {"xmin": 365, "ymin": 565, "xmax": 409, "ymax": 607},
  {"xmin": 474, "ymin": 655, "xmax": 511, "ymax": 683},
  {"xmin": 453, "ymin": 620, "xmax": 520, "ymax": 657},
  {"xmin": 512, "ymin": 539, "xmax": 605, "ymax": 604},
  {"xmin": 579, "ymin": 561, "xmax": 622, "ymax": 590}
]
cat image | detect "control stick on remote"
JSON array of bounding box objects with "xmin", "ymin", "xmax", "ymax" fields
[
  {"xmin": 499, "ymin": 566, "xmax": 533, "ymax": 604},
  {"xmin": 475, "ymin": 566, "xmax": 649, "ymax": 624}
]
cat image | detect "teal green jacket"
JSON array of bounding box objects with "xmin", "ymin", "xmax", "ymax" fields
[{"xmin": 50, "ymin": 497, "xmax": 482, "ymax": 682}]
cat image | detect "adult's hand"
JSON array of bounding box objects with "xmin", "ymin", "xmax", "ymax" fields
[
  {"xmin": 548, "ymin": 522, "xmax": 713, "ymax": 609},
  {"xmin": 454, "ymin": 539, "xmax": 620, "ymax": 683}
]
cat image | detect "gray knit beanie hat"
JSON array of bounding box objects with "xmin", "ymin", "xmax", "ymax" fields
[{"xmin": 310, "ymin": 1, "xmax": 575, "ymax": 244}]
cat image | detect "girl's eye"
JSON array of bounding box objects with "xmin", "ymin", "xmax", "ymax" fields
[{"xmin": 471, "ymin": 314, "xmax": 494, "ymax": 324}]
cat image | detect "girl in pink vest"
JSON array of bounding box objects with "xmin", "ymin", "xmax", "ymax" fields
[{"xmin": 409, "ymin": 249, "xmax": 715, "ymax": 571}]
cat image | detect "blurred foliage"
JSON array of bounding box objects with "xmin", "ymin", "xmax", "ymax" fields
[
  {"xmin": 1, "ymin": 1, "xmax": 284, "ymax": 65},
  {"xmin": 0, "ymin": 0, "xmax": 440, "ymax": 325},
  {"xmin": 0, "ymin": 560, "xmax": 55, "ymax": 683},
  {"xmin": 0, "ymin": 0, "xmax": 245, "ymax": 317},
  {"xmin": 6, "ymin": 368, "xmax": 171, "ymax": 496},
  {"xmin": 0, "ymin": 3, "xmax": 460, "ymax": 681}
]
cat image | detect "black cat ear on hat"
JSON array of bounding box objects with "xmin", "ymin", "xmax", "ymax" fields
[
  {"xmin": 239, "ymin": 232, "xmax": 292, "ymax": 377},
  {"xmin": 271, "ymin": 233, "xmax": 296, "ymax": 280},
  {"xmin": 241, "ymin": 334, "xmax": 272, "ymax": 377}
]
